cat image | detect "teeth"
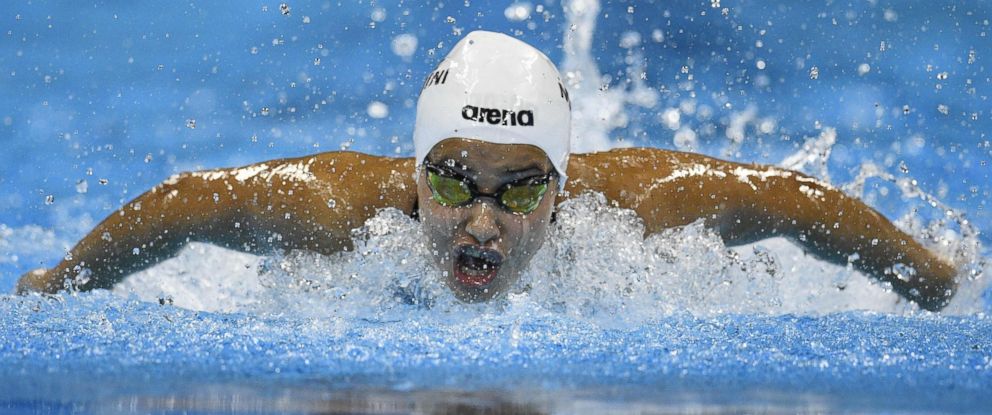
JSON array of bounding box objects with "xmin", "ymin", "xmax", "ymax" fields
[{"xmin": 459, "ymin": 264, "xmax": 493, "ymax": 276}]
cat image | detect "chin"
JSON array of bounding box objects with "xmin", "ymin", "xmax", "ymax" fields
[{"xmin": 446, "ymin": 272, "xmax": 506, "ymax": 302}]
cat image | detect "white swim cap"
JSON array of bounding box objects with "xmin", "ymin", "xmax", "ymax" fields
[{"xmin": 414, "ymin": 30, "xmax": 572, "ymax": 188}]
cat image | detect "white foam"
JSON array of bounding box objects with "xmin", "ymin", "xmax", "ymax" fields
[{"xmin": 111, "ymin": 194, "xmax": 985, "ymax": 322}]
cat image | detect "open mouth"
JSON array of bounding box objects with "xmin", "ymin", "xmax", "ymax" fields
[{"xmin": 452, "ymin": 245, "xmax": 504, "ymax": 288}]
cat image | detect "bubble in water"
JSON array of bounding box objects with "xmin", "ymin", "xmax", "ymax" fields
[
  {"xmin": 260, "ymin": 107, "xmax": 270, "ymax": 116},
  {"xmin": 756, "ymin": 60, "xmax": 766, "ymax": 70},
  {"xmin": 279, "ymin": 3, "xmax": 290, "ymax": 16},
  {"xmin": 44, "ymin": 195, "xmax": 54, "ymax": 205},
  {"xmin": 809, "ymin": 66, "xmax": 820, "ymax": 80},
  {"xmin": 936, "ymin": 72, "xmax": 949, "ymax": 80},
  {"xmin": 937, "ymin": 104, "xmax": 949, "ymax": 115},
  {"xmin": 503, "ymin": 2, "xmax": 532, "ymax": 22},
  {"xmin": 367, "ymin": 101, "xmax": 389, "ymax": 119},
  {"xmin": 390, "ymin": 34, "xmax": 418, "ymax": 58},
  {"xmin": 327, "ymin": 199, "xmax": 337, "ymax": 209},
  {"xmin": 857, "ymin": 63, "xmax": 871, "ymax": 75},
  {"xmin": 711, "ymin": 0, "xmax": 721, "ymax": 7},
  {"xmin": 186, "ymin": 119, "xmax": 196, "ymax": 129}
]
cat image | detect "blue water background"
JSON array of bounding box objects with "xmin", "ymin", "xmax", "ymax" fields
[{"xmin": 1, "ymin": 0, "xmax": 991, "ymax": 412}]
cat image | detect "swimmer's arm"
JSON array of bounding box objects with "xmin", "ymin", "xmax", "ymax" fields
[
  {"xmin": 567, "ymin": 148, "xmax": 956, "ymax": 311},
  {"xmin": 16, "ymin": 153, "xmax": 417, "ymax": 294}
]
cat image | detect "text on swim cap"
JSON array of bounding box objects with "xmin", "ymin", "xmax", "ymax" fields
[
  {"xmin": 422, "ymin": 68, "xmax": 449, "ymax": 91},
  {"xmin": 461, "ymin": 105, "xmax": 534, "ymax": 126}
]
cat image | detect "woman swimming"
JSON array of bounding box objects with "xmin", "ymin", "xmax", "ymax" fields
[{"xmin": 16, "ymin": 31, "xmax": 957, "ymax": 311}]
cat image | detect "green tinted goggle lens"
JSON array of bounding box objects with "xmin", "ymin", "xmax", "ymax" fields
[
  {"xmin": 428, "ymin": 172, "xmax": 473, "ymax": 206},
  {"xmin": 425, "ymin": 166, "xmax": 551, "ymax": 214},
  {"xmin": 500, "ymin": 182, "xmax": 547, "ymax": 213}
]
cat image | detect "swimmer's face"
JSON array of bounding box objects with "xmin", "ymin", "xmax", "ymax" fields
[{"xmin": 418, "ymin": 138, "xmax": 559, "ymax": 302}]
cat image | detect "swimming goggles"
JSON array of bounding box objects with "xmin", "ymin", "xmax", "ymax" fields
[{"xmin": 424, "ymin": 162, "xmax": 555, "ymax": 214}]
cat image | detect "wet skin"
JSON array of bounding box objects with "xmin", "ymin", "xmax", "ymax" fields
[
  {"xmin": 16, "ymin": 140, "xmax": 959, "ymax": 311},
  {"xmin": 417, "ymin": 139, "xmax": 558, "ymax": 302}
]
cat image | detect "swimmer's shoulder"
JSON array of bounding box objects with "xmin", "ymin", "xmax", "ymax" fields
[
  {"xmin": 570, "ymin": 147, "xmax": 728, "ymax": 168},
  {"xmin": 237, "ymin": 151, "xmax": 416, "ymax": 188}
]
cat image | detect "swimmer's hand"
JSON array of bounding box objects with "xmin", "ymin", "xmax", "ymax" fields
[{"xmin": 15, "ymin": 268, "xmax": 57, "ymax": 294}]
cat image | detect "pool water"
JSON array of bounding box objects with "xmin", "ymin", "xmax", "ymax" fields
[{"xmin": 2, "ymin": 0, "xmax": 991, "ymax": 413}]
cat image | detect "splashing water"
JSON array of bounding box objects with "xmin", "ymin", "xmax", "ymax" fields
[
  {"xmin": 115, "ymin": 191, "xmax": 986, "ymax": 321},
  {"xmin": 2, "ymin": 0, "xmax": 991, "ymax": 411}
]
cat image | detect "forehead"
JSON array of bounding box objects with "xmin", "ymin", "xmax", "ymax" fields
[{"xmin": 426, "ymin": 138, "xmax": 553, "ymax": 174}]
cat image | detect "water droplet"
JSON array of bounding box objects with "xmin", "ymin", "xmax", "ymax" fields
[
  {"xmin": 445, "ymin": 16, "xmax": 456, "ymax": 24},
  {"xmin": 279, "ymin": 3, "xmax": 291, "ymax": 16},
  {"xmin": 503, "ymin": 2, "xmax": 533, "ymax": 22},
  {"xmin": 711, "ymin": 0, "xmax": 721, "ymax": 7},
  {"xmin": 367, "ymin": 101, "xmax": 389, "ymax": 119},
  {"xmin": 132, "ymin": 247, "xmax": 140, "ymax": 255},
  {"xmin": 186, "ymin": 119, "xmax": 196, "ymax": 129},
  {"xmin": 391, "ymin": 34, "xmax": 418, "ymax": 58},
  {"xmin": 936, "ymin": 71, "xmax": 949, "ymax": 80},
  {"xmin": 75, "ymin": 180, "xmax": 88, "ymax": 194},
  {"xmin": 327, "ymin": 199, "xmax": 337, "ymax": 209},
  {"xmin": 99, "ymin": 178, "xmax": 109, "ymax": 185},
  {"xmin": 370, "ymin": 7, "xmax": 386, "ymax": 22},
  {"xmin": 651, "ymin": 29, "xmax": 664, "ymax": 43},
  {"xmin": 809, "ymin": 66, "xmax": 819, "ymax": 80},
  {"xmin": 937, "ymin": 104, "xmax": 949, "ymax": 115},
  {"xmin": 260, "ymin": 107, "xmax": 270, "ymax": 116},
  {"xmin": 883, "ymin": 9, "xmax": 897, "ymax": 22},
  {"xmin": 857, "ymin": 63, "xmax": 871, "ymax": 75},
  {"xmin": 101, "ymin": 232, "xmax": 112, "ymax": 241},
  {"xmin": 44, "ymin": 195, "xmax": 54, "ymax": 205},
  {"xmin": 619, "ymin": 31, "xmax": 641, "ymax": 49}
]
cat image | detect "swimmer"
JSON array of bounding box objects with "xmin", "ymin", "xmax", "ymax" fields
[{"xmin": 16, "ymin": 31, "xmax": 958, "ymax": 311}]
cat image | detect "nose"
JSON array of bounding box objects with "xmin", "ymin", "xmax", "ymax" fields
[{"xmin": 464, "ymin": 200, "xmax": 500, "ymax": 245}]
